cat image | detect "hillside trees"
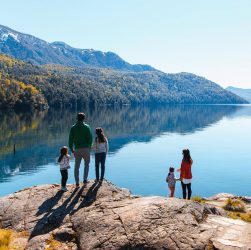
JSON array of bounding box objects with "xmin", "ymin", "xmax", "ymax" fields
[
  {"xmin": 0, "ymin": 53, "xmax": 247, "ymax": 110},
  {"xmin": 0, "ymin": 76, "xmax": 47, "ymax": 110}
]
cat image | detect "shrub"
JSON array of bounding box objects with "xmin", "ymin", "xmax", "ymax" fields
[
  {"xmin": 227, "ymin": 212, "xmax": 242, "ymax": 220},
  {"xmin": 45, "ymin": 234, "xmax": 62, "ymax": 250},
  {"xmin": 191, "ymin": 196, "xmax": 205, "ymax": 203},
  {"xmin": 0, "ymin": 229, "xmax": 28, "ymax": 250},
  {"xmin": 0, "ymin": 229, "xmax": 12, "ymax": 250},
  {"xmin": 240, "ymin": 211, "xmax": 251, "ymax": 223},
  {"xmin": 227, "ymin": 211, "xmax": 251, "ymax": 223},
  {"xmin": 223, "ymin": 198, "xmax": 246, "ymax": 212}
]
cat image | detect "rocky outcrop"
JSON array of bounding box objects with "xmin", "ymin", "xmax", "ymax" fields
[
  {"xmin": 207, "ymin": 193, "xmax": 251, "ymax": 208},
  {"xmin": 0, "ymin": 181, "xmax": 250, "ymax": 249}
]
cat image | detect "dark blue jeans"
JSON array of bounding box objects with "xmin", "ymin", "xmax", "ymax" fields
[
  {"xmin": 60, "ymin": 169, "xmax": 68, "ymax": 188},
  {"xmin": 95, "ymin": 152, "xmax": 106, "ymax": 180},
  {"xmin": 181, "ymin": 181, "xmax": 192, "ymax": 200}
]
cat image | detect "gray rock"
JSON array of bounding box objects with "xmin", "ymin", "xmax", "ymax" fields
[
  {"xmin": 202, "ymin": 215, "xmax": 251, "ymax": 250},
  {"xmin": 0, "ymin": 181, "xmax": 250, "ymax": 249},
  {"xmin": 25, "ymin": 234, "xmax": 51, "ymax": 250},
  {"xmin": 52, "ymin": 226, "xmax": 77, "ymax": 242},
  {"xmin": 208, "ymin": 193, "xmax": 236, "ymax": 201},
  {"xmin": 208, "ymin": 193, "xmax": 251, "ymax": 204},
  {"xmin": 241, "ymin": 196, "xmax": 251, "ymax": 203}
]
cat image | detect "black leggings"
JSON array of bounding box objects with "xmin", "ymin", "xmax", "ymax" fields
[
  {"xmin": 181, "ymin": 181, "xmax": 192, "ymax": 200},
  {"xmin": 95, "ymin": 152, "xmax": 106, "ymax": 180},
  {"xmin": 60, "ymin": 169, "xmax": 68, "ymax": 188}
]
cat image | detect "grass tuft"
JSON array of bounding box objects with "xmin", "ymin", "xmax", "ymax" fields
[
  {"xmin": 191, "ymin": 196, "xmax": 205, "ymax": 203},
  {"xmin": 241, "ymin": 211, "xmax": 251, "ymax": 222},
  {"xmin": 223, "ymin": 198, "xmax": 246, "ymax": 212},
  {"xmin": 228, "ymin": 211, "xmax": 251, "ymax": 223},
  {"xmin": 0, "ymin": 229, "xmax": 12, "ymax": 250},
  {"xmin": 0, "ymin": 229, "xmax": 29, "ymax": 250},
  {"xmin": 45, "ymin": 234, "xmax": 62, "ymax": 250}
]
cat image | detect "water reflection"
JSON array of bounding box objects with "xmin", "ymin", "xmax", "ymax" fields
[{"xmin": 0, "ymin": 104, "xmax": 246, "ymax": 182}]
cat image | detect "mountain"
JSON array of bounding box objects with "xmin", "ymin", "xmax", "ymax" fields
[
  {"xmin": 0, "ymin": 24, "xmax": 248, "ymax": 108},
  {"xmin": 0, "ymin": 24, "xmax": 155, "ymax": 72},
  {"xmin": 226, "ymin": 86, "xmax": 251, "ymax": 103},
  {"xmin": 0, "ymin": 54, "xmax": 247, "ymax": 110}
]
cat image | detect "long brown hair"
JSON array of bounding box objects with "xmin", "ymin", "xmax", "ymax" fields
[
  {"xmin": 182, "ymin": 149, "xmax": 192, "ymax": 163},
  {"xmin": 95, "ymin": 127, "xmax": 106, "ymax": 143},
  {"xmin": 58, "ymin": 146, "xmax": 68, "ymax": 162}
]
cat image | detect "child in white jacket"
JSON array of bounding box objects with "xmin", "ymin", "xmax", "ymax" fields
[{"xmin": 58, "ymin": 146, "xmax": 71, "ymax": 191}]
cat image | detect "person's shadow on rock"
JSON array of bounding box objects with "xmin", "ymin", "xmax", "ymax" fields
[
  {"xmin": 30, "ymin": 186, "xmax": 82, "ymax": 239},
  {"xmin": 36, "ymin": 190, "xmax": 64, "ymax": 216},
  {"xmin": 71, "ymin": 181, "xmax": 102, "ymax": 215},
  {"xmin": 30, "ymin": 182, "xmax": 102, "ymax": 239}
]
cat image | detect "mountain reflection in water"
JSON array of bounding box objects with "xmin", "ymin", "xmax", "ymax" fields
[{"xmin": 0, "ymin": 104, "xmax": 245, "ymax": 183}]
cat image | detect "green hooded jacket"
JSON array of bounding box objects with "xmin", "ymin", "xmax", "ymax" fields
[{"xmin": 68, "ymin": 121, "xmax": 93, "ymax": 152}]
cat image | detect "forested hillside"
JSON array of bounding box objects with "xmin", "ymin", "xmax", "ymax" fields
[
  {"xmin": 0, "ymin": 55, "xmax": 47, "ymax": 110},
  {"xmin": 0, "ymin": 54, "xmax": 247, "ymax": 110}
]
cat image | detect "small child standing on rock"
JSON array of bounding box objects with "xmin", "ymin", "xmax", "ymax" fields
[
  {"xmin": 58, "ymin": 146, "xmax": 71, "ymax": 191},
  {"xmin": 166, "ymin": 167, "xmax": 177, "ymax": 197}
]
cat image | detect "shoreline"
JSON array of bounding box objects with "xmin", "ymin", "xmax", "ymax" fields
[{"xmin": 0, "ymin": 178, "xmax": 251, "ymax": 200}]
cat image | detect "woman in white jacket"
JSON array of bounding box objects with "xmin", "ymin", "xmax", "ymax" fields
[{"xmin": 93, "ymin": 127, "xmax": 108, "ymax": 182}]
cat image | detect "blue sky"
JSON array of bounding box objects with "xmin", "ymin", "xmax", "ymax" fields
[{"xmin": 1, "ymin": 0, "xmax": 251, "ymax": 88}]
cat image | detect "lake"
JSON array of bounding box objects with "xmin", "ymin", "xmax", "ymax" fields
[{"xmin": 0, "ymin": 104, "xmax": 251, "ymax": 198}]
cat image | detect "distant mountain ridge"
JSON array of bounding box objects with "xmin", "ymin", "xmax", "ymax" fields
[
  {"xmin": 0, "ymin": 24, "xmax": 155, "ymax": 72},
  {"xmin": 0, "ymin": 53, "xmax": 247, "ymax": 110},
  {"xmin": 226, "ymin": 86, "xmax": 251, "ymax": 103},
  {"xmin": 0, "ymin": 24, "xmax": 248, "ymax": 109}
]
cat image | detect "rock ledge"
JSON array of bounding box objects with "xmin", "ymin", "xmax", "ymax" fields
[{"xmin": 0, "ymin": 181, "xmax": 250, "ymax": 249}]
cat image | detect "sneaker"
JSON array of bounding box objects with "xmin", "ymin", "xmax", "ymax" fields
[
  {"xmin": 61, "ymin": 187, "xmax": 67, "ymax": 192},
  {"xmin": 75, "ymin": 183, "xmax": 80, "ymax": 188}
]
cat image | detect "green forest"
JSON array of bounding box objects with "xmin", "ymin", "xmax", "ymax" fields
[{"xmin": 0, "ymin": 53, "xmax": 246, "ymax": 110}]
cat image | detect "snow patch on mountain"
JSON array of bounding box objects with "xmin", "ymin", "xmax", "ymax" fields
[
  {"xmin": 0, "ymin": 24, "xmax": 156, "ymax": 72},
  {"xmin": 1, "ymin": 32, "xmax": 20, "ymax": 42}
]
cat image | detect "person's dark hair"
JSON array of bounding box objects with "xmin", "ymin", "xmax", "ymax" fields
[
  {"xmin": 58, "ymin": 146, "xmax": 68, "ymax": 163},
  {"xmin": 95, "ymin": 127, "xmax": 106, "ymax": 143},
  {"xmin": 77, "ymin": 112, "xmax": 85, "ymax": 122},
  {"xmin": 182, "ymin": 149, "xmax": 192, "ymax": 163},
  {"xmin": 168, "ymin": 167, "xmax": 175, "ymax": 176}
]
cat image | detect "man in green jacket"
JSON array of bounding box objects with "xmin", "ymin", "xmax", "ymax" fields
[{"xmin": 69, "ymin": 112, "xmax": 93, "ymax": 186}]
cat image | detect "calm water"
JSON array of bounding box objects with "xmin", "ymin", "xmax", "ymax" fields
[{"xmin": 0, "ymin": 104, "xmax": 251, "ymax": 198}]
